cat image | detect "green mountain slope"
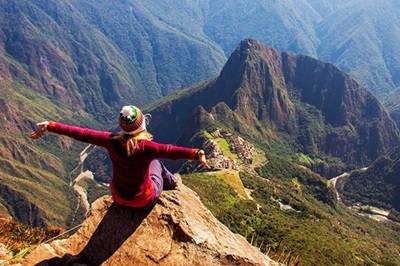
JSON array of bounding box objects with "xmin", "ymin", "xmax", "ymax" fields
[
  {"xmin": 71, "ymin": 0, "xmax": 226, "ymax": 96},
  {"xmin": 315, "ymin": 0, "xmax": 400, "ymax": 96},
  {"xmin": 203, "ymin": 0, "xmax": 321, "ymax": 57},
  {"xmin": 2, "ymin": 0, "xmax": 399, "ymax": 116},
  {"xmin": 339, "ymin": 156, "xmax": 400, "ymax": 215},
  {"xmin": 184, "ymin": 157, "xmax": 400, "ymax": 265},
  {"xmin": 0, "ymin": 0, "xmax": 226, "ymax": 117},
  {"xmin": 0, "ymin": 80, "xmax": 88, "ymax": 227},
  {"xmin": 163, "ymin": 120, "xmax": 400, "ymax": 265},
  {"xmin": 0, "ymin": 0, "xmax": 226, "ymax": 226},
  {"xmin": 202, "ymin": 0, "xmax": 400, "ymax": 100},
  {"xmin": 147, "ymin": 39, "xmax": 399, "ymax": 178}
]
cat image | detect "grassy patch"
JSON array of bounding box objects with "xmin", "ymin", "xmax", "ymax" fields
[
  {"xmin": 183, "ymin": 157, "xmax": 400, "ymax": 266},
  {"xmin": 205, "ymin": 170, "xmax": 249, "ymax": 199}
]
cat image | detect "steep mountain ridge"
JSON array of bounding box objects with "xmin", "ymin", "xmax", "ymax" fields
[
  {"xmin": 148, "ymin": 39, "xmax": 399, "ymax": 177},
  {"xmin": 0, "ymin": 0, "xmax": 225, "ymax": 226},
  {"xmin": 283, "ymin": 49, "xmax": 400, "ymax": 163},
  {"xmin": 203, "ymin": 0, "xmax": 400, "ymax": 98},
  {"xmin": 0, "ymin": 0, "xmax": 225, "ymax": 119},
  {"xmin": 0, "ymin": 80, "xmax": 83, "ymax": 227},
  {"xmin": 2, "ymin": 0, "xmax": 400, "ymax": 120}
]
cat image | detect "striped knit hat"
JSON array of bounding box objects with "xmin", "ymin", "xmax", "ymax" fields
[{"xmin": 119, "ymin": 105, "xmax": 146, "ymax": 135}]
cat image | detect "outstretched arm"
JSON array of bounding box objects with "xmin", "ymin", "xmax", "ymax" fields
[
  {"xmin": 30, "ymin": 121, "xmax": 112, "ymax": 147},
  {"xmin": 142, "ymin": 140, "xmax": 211, "ymax": 170}
]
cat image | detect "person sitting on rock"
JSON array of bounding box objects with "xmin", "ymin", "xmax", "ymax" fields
[{"xmin": 30, "ymin": 105, "xmax": 210, "ymax": 210}]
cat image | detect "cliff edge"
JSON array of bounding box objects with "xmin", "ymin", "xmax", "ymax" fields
[{"xmin": 24, "ymin": 184, "xmax": 279, "ymax": 266}]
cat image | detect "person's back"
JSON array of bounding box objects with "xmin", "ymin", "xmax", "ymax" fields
[{"xmin": 30, "ymin": 105, "xmax": 210, "ymax": 210}]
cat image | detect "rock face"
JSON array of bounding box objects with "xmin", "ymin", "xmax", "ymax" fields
[
  {"xmin": 24, "ymin": 185, "xmax": 279, "ymax": 266},
  {"xmin": 147, "ymin": 39, "xmax": 399, "ymax": 177}
]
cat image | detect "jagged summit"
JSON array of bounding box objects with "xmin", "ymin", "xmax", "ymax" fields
[
  {"xmin": 147, "ymin": 39, "xmax": 399, "ymax": 177},
  {"xmin": 24, "ymin": 184, "xmax": 279, "ymax": 266}
]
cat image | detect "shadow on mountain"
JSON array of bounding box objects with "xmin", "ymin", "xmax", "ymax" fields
[{"xmin": 35, "ymin": 203, "xmax": 151, "ymax": 266}]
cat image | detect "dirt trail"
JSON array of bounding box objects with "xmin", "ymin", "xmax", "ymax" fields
[{"xmin": 329, "ymin": 172, "xmax": 350, "ymax": 202}]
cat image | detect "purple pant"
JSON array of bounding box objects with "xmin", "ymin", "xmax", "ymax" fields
[{"xmin": 146, "ymin": 160, "xmax": 176, "ymax": 208}]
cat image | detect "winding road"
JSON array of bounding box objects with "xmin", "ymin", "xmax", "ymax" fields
[{"xmin": 329, "ymin": 167, "xmax": 392, "ymax": 222}]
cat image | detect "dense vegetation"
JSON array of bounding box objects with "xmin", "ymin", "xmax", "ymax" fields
[
  {"xmin": 1, "ymin": 2, "xmax": 400, "ymax": 265},
  {"xmin": 147, "ymin": 39, "xmax": 399, "ymax": 182},
  {"xmin": 339, "ymin": 156, "xmax": 400, "ymax": 215},
  {"xmin": 256, "ymin": 155, "xmax": 337, "ymax": 207},
  {"xmin": 184, "ymin": 156, "xmax": 400, "ymax": 266}
]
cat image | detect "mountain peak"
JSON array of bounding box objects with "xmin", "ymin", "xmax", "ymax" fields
[
  {"xmin": 148, "ymin": 39, "xmax": 399, "ymax": 177},
  {"xmin": 203, "ymin": 39, "xmax": 295, "ymax": 133},
  {"xmin": 24, "ymin": 184, "xmax": 279, "ymax": 266}
]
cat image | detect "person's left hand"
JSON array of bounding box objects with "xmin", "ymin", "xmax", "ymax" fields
[{"xmin": 30, "ymin": 121, "xmax": 50, "ymax": 139}]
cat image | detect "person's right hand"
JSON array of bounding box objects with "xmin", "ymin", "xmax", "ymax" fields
[
  {"xmin": 30, "ymin": 121, "xmax": 50, "ymax": 139},
  {"xmin": 198, "ymin": 150, "xmax": 211, "ymax": 170}
]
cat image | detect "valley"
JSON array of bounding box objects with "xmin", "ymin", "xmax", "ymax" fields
[
  {"xmin": 1, "ymin": 1, "xmax": 400, "ymax": 263},
  {"xmin": 184, "ymin": 152, "xmax": 400, "ymax": 265},
  {"xmin": 182, "ymin": 123, "xmax": 400, "ymax": 265},
  {"xmin": 70, "ymin": 144, "xmax": 108, "ymax": 224}
]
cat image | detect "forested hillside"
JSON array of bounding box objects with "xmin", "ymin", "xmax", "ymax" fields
[
  {"xmin": 1, "ymin": 2, "xmax": 400, "ymax": 264},
  {"xmin": 147, "ymin": 39, "xmax": 399, "ymax": 178},
  {"xmin": 1, "ymin": 0, "xmax": 399, "ymax": 233}
]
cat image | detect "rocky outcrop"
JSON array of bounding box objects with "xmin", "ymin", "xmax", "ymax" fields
[{"xmin": 23, "ymin": 184, "xmax": 279, "ymax": 266}]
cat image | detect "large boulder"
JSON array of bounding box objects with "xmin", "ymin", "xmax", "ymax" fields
[{"xmin": 24, "ymin": 184, "xmax": 279, "ymax": 266}]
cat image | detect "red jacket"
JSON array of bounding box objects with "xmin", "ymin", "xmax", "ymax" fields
[{"xmin": 48, "ymin": 122, "xmax": 198, "ymax": 208}]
